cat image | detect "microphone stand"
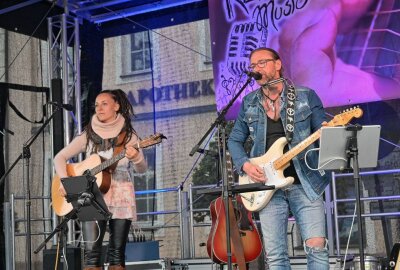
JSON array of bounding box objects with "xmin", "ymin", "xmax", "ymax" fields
[
  {"xmin": 34, "ymin": 174, "xmax": 112, "ymax": 255},
  {"xmin": 0, "ymin": 106, "xmax": 62, "ymax": 270},
  {"xmin": 189, "ymin": 75, "xmax": 255, "ymax": 157},
  {"xmin": 189, "ymin": 75, "xmax": 254, "ymax": 270}
]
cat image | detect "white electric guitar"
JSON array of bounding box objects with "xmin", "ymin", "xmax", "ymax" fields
[{"xmin": 239, "ymin": 108, "xmax": 363, "ymax": 212}]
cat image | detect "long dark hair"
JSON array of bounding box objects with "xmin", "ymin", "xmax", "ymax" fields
[{"xmin": 85, "ymin": 89, "xmax": 136, "ymax": 150}]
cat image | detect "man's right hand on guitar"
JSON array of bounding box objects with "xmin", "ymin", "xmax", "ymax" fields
[{"xmin": 243, "ymin": 162, "xmax": 266, "ymax": 183}]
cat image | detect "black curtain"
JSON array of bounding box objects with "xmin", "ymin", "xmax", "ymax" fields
[{"xmin": 80, "ymin": 21, "xmax": 104, "ymax": 127}]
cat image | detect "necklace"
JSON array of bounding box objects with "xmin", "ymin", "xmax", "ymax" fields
[{"xmin": 262, "ymin": 90, "xmax": 280, "ymax": 112}]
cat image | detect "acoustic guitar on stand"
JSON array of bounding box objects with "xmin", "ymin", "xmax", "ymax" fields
[
  {"xmin": 207, "ymin": 149, "xmax": 262, "ymax": 265},
  {"xmin": 51, "ymin": 133, "xmax": 166, "ymax": 216},
  {"xmin": 239, "ymin": 107, "xmax": 363, "ymax": 212}
]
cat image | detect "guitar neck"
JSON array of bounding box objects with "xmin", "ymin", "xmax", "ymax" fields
[
  {"xmin": 90, "ymin": 150, "xmax": 126, "ymax": 175},
  {"xmin": 87, "ymin": 133, "xmax": 164, "ymax": 176},
  {"xmin": 274, "ymin": 129, "xmax": 321, "ymax": 170}
]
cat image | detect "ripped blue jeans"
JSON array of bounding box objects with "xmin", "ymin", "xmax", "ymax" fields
[{"xmin": 259, "ymin": 184, "xmax": 329, "ymax": 270}]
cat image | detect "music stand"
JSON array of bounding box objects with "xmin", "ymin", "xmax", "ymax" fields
[
  {"xmin": 317, "ymin": 125, "xmax": 381, "ymax": 270},
  {"xmin": 318, "ymin": 125, "xmax": 381, "ymax": 170},
  {"xmin": 34, "ymin": 174, "xmax": 112, "ymax": 267},
  {"xmin": 61, "ymin": 175, "xmax": 111, "ymax": 221}
]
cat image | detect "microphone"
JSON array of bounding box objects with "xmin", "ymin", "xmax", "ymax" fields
[
  {"xmin": 48, "ymin": 102, "xmax": 74, "ymax": 111},
  {"xmin": 244, "ymin": 70, "xmax": 262, "ymax": 80}
]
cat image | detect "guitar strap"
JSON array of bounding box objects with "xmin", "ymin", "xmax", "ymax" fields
[
  {"xmin": 228, "ymin": 198, "xmax": 247, "ymax": 270},
  {"xmin": 107, "ymin": 131, "xmax": 126, "ymax": 173},
  {"xmin": 285, "ymin": 81, "xmax": 296, "ymax": 143}
]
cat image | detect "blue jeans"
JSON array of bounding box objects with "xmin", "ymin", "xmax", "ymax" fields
[{"xmin": 259, "ymin": 185, "xmax": 329, "ymax": 270}]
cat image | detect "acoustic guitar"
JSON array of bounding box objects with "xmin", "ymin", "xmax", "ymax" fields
[
  {"xmin": 207, "ymin": 196, "xmax": 263, "ymax": 264},
  {"xmin": 239, "ymin": 107, "xmax": 363, "ymax": 212},
  {"xmin": 51, "ymin": 133, "xmax": 165, "ymax": 216},
  {"xmin": 207, "ymin": 148, "xmax": 262, "ymax": 265}
]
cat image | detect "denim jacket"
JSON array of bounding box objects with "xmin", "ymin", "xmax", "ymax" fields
[{"xmin": 227, "ymin": 85, "xmax": 329, "ymax": 201}]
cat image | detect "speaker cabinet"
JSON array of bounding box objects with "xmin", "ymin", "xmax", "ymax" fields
[
  {"xmin": 43, "ymin": 247, "xmax": 81, "ymax": 270},
  {"xmin": 51, "ymin": 78, "xmax": 64, "ymax": 155}
]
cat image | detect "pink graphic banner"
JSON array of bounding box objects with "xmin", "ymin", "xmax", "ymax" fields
[{"xmin": 208, "ymin": 0, "xmax": 400, "ymax": 120}]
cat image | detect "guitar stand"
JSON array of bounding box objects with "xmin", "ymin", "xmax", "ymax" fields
[
  {"xmin": 34, "ymin": 173, "xmax": 111, "ymax": 269},
  {"xmin": 198, "ymin": 176, "xmax": 275, "ymax": 270}
]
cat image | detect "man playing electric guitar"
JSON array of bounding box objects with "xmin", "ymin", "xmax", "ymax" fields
[{"xmin": 228, "ymin": 47, "xmax": 330, "ymax": 270}]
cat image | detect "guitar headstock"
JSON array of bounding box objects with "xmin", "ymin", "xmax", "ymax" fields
[
  {"xmin": 328, "ymin": 107, "xmax": 363, "ymax": 127},
  {"xmin": 139, "ymin": 133, "xmax": 167, "ymax": 148}
]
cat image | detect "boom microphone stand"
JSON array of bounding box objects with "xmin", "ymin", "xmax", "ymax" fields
[
  {"xmin": 0, "ymin": 104, "xmax": 66, "ymax": 270},
  {"xmin": 190, "ymin": 73, "xmax": 277, "ymax": 269}
]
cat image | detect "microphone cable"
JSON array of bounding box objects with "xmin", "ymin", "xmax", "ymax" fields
[
  {"xmin": 0, "ymin": 1, "xmax": 56, "ymax": 82},
  {"xmin": 90, "ymin": 0, "xmax": 212, "ymax": 62}
]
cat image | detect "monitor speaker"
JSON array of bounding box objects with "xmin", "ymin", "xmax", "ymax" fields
[{"xmin": 43, "ymin": 246, "xmax": 82, "ymax": 270}]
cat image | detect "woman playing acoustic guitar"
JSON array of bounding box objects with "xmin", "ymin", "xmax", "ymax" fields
[{"xmin": 54, "ymin": 89, "xmax": 147, "ymax": 270}]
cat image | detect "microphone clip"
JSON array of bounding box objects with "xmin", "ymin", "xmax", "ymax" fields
[
  {"xmin": 47, "ymin": 102, "xmax": 74, "ymax": 111},
  {"xmin": 244, "ymin": 70, "xmax": 262, "ymax": 80}
]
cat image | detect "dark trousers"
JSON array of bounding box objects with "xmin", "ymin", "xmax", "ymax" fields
[{"xmin": 81, "ymin": 219, "xmax": 131, "ymax": 267}]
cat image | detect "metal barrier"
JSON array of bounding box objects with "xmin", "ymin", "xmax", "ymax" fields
[
  {"xmin": 10, "ymin": 169, "xmax": 398, "ymax": 265},
  {"xmin": 188, "ymin": 183, "xmax": 303, "ymax": 258},
  {"xmin": 188, "ymin": 183, "xmax": 214, "ymax": 258},
  {"xmin": 134, "ymin": 186, "xmax": 188, "ymax": 258},
  {"xmin": 5, "ymin": 185, "xmax": 189, "ymax": 269},
  {"xmin": 331, "ymin": 169, "xmax": 400, "ymax": 255},
  {"xmin": 6, "ymin": 194, "xmax": 53, "ymax": 270},
  {"xmin": 189, "ymin": 170, "xmax": 400, "ymax": 258}
]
